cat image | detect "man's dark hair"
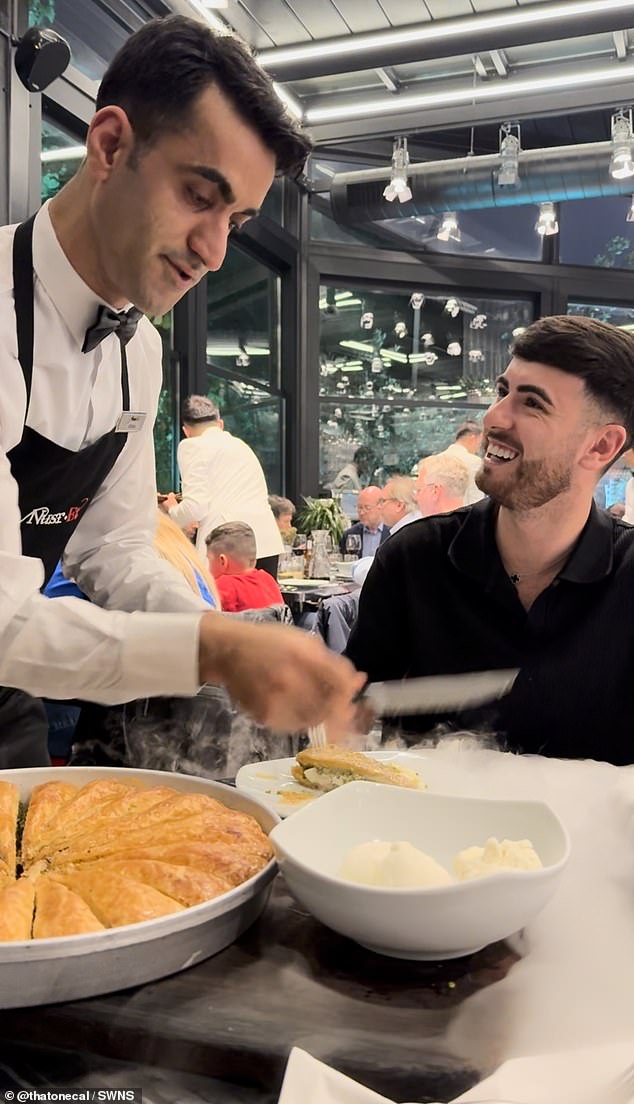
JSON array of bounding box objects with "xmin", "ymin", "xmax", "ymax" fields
[
  {"xmin": 96, "ymin": 15, "xmax": 312, "ymax": 176},
  {"xmin": 512, "ymin": 315, "xmax": 634, "ymax": 446},
  {"xmin": 205, "ymin": 521, "xmax": 257, "ymax": 566},
  {"xmin": 182, "ymin": 395, "xmax": 220, "ymax": 424},
  {"xmin": 455, "ymin": 420, "xmax": 481, "ymax": 441}
]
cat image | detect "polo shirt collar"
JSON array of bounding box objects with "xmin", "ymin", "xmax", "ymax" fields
[
  {"xmin": 32, "ymin": 201, "xmax": 126, "ymax": 350},
  {"xmin": 449, "ymin": 497, "xmax": 614, "ymax": 586}
]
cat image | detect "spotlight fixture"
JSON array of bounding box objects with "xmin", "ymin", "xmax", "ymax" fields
[
  {"xmin": 627, "ymin": 196, "xmax": 634, "ymax": 223},
  {"xmin": 444, "ymin": 297, "xmax": 461, "ymax": 318},
  {"xmin": 447, "ymin": 342, "xmax": 462, "ymax": 356},
  {"xmin": 471, "ymin": 314, "xmax": 488, "ymax": 330},
  {"xmin": 610, "ymin": 109, "xmax": 634, "ymax": 180},
  {"xmin": 497, "ymin": 122, "xmax": 521, "ymax": 188},
  {"xmin": 437, "ymin": 213, "xmax": 461, "ymax": 243},
  {"xmin": 410, "ymin": 292, "xmax": 424, "ymax": 310},
  {"xmin": 394, "ymin": 321, "xmax": 408, "ymax": 339},
  {"xmin": 383, "ymin": 137, "xmax": 413, "ymax": 203},
  {"xmin": 360, "ymin": 311, "xmax": 374, "ymax": 329},
  {"xmin": 535, "ymin": 201, "xmax": 559, "ymax": 236}
]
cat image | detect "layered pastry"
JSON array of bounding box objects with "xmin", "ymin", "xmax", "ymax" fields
[
  {"xmin": 291, "ymin": 746, "xmax": 425, "ymax": 792},
  {"xmin": 0, "ymin": 778, "xmax": 272, "ymax": 941}
]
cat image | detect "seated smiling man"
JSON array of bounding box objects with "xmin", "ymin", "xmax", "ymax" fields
[{"xmin": 346, "ymin": 315, "xmax": 634, "ymax": 765}]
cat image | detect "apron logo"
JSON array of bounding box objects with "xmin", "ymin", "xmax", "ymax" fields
[{"xmin": 22, "ymin": 498, "xmax": 89, "ymax": 525}]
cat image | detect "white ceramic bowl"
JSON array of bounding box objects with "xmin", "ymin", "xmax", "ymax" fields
[{"xmin": 270, "ymin": 781, "xmax": 570, "ymax": 960}]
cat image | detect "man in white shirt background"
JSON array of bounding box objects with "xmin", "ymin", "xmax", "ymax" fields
[
  {"xmin": 163, "ymin": 396, "xmax": 283, "ymax": 578},
  {"xmin": 441, "ymin": 420, "xmax": 485, "ymax": 505},
  {"xmin": 379, "ymin": 476, "xmax": 421, "ymax": 535},
  {"xmin": 414, "ymin": 453, "xmax": 470, "ymax": 516},
  {"xmin": 0, "ymin": 16, "xmax": 362, "ymax": 766}
]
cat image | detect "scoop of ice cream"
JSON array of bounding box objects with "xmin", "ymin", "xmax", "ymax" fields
[
  {"xmin": 453, "ymin": 837, "xmax": 543, "ymax": 881},
  {"xmin": 339, "ymin": 840, "xmax": 453, "ymax": 888}
]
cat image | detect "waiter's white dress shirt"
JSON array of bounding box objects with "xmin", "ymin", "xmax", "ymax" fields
[
  {"xmin": 169, "ymin": 427, "xmax": 283, "ymax": 559},
  {"xmin": 0, "ymin": 203, "xmax": 206, "ymax": 704},
  {"xmin": 444, "ymin": 441, "xmax": 485, "ymax": 505}
]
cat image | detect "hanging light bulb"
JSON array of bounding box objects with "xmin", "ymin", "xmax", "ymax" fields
[
  {"xmin": 437, "ymin": 212, "xmax": 461, "ymax": 243},
  {"xmin": 383, "ymin": 137, "xmax": 413, "ymax": 203},
  {"xmin": 610, "ymin": 109, "xmax": 634, "ymax": 180},
  {"xmin": 497, "ymin": 122, "xmax": 521, "ymax": 187},
  {"xmin": 535, "ymin": 201, "xmax": 559, "ymax": 236}
]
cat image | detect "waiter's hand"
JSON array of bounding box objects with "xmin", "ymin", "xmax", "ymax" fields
[
  {"xmin": 160, "ymin": 492, "xmax": 179, "ymax": 513},
  {"xmin": 198, "ymin": 614, "xmax": 366, "ymax": 732}
]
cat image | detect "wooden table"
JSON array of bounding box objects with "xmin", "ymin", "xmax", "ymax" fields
[{"xmin": 0, "ymin": 876, "xmax": 516, "ymax": 1101}]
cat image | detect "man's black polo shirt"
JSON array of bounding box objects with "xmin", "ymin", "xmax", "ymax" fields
[{"xmin": 345, "ymin": 498, "xmax": 634, "ymax": 765}]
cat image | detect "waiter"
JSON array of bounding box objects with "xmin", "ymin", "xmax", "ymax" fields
[{"xmin": 0, "ymin": 15, "xmax": 362, "ymax": 767}]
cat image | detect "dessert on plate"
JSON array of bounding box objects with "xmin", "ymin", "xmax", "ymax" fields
[{"xmin": 291, "ymin": 746, "xmax": 425, "ymax": 793}]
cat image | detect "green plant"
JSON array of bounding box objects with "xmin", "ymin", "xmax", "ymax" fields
[{"xmin": 296, "ymin": 497, "xmax": 346, "ymax": 543}]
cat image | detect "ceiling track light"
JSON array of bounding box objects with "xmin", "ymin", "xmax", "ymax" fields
[
  {"xmin": 610, "ymin": 108, "xmax": 634, "ymax": 179},
  {"xmin": 535, "ymin": 201, "xmax": 559, "ymax": 235},
  {"xmin": 437, "ymin": 212, "xmax": 461, "ymax": 242},
  {"xmin": 497, "ymin": 122, "xmax": 521, "ymax": 187},
  {"xmin": 383, "ymin": 137, "xmax": 413, "ymax": 203}
]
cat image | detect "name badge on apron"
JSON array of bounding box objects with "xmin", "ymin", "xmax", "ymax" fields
[{"xmin": 115, "ymin": 411, "xmax": 146, "ymax": 433}]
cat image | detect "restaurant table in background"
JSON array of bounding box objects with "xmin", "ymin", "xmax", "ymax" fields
[{"xmin": 280, "ymin": 578, "xmax": 359, "ymax": 621}]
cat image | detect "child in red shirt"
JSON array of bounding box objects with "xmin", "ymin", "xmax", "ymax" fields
[{"xmin": 205, "ymin": 521, "xmax": 284, "ymax": 613}]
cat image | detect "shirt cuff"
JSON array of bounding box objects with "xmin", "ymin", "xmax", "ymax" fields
[{"xmin": 122, "ymin": 611, "xmax": 202, "ymax": 697}]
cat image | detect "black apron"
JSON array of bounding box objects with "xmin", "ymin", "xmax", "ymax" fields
[{"xmin": 1, "ymin": 215, "xmax": 133, "ymax": 768}]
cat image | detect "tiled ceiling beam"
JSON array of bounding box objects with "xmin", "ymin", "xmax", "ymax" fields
[{"xmin": 258, "ymin": 1, "xmax": 634, "ymax": 81}]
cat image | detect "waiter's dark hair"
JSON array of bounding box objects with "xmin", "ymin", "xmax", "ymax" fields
[
  {"xmin": 96, "ymin": 15, "xmax": 311, "ymax": 177},
  {"xmin": 512, "ymin": 314, "xmax": 634, "ymax": 447}
]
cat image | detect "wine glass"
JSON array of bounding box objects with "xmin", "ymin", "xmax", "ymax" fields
[{"xmin": 345, "ymin": 532, "xmax": 362, "ymax": 559}]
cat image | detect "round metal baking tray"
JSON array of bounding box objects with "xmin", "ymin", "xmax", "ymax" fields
[{"xmin": 0, "ymin": 765, "xmax": 279, "ymax": 1008}]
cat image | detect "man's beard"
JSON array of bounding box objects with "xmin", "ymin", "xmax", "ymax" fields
[{"xmin": 475, "ymin": 453, "xmax": 573, "ymax": 510}]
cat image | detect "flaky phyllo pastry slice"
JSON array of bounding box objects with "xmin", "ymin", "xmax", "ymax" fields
[
  {"xmin": 50, "ymin": 868, "xmax": 186, "ymax": 927},
  {"xmin": 0, "ymin": 781, "xmax": 19, "ymax": 883},
  {"xmin": 21, "ymin": 781, "xmax": 78, "ymax": 867},
  {"xmin": 33, "ymin": 877, "xmax": 105, "ymax": 938},
  {"xmin": 0, "ymin": 878, "xmax": 35, "ymax": 941}
]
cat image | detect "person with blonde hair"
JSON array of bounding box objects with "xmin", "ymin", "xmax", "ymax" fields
[
  {"xmin": 380, "ymin": 475, "xmax": 420, "ymax": 535},
  {"xmin": 414, "ymin": 453, "xmax": 470, "ymax": 517},
  {"xmin": 154, "ymin": 512, "xmax": 221, "ymax": 609}
]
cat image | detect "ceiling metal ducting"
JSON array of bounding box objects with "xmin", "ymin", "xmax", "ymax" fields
[{"xmin": 330, "ymin": 141, "xmax": 634, "ymax": 226}]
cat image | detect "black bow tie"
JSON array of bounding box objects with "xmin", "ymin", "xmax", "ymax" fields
[{"xmin": 82, "ymin": 305, "xmax": 143, "ymax": 354}]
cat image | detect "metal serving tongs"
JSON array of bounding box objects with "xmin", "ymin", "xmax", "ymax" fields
[{"xmin": 307, "ymin": 668, "xmax": 519, "ymax": 747}]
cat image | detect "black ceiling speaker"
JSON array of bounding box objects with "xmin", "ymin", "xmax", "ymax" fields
[{"xmin": 14, "ymin": 26, "xmax": 71, "ymax": 93}]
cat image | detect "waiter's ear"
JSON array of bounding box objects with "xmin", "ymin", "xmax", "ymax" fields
[{"xmin": 86, "ymin": 106, "xmax": 135, "ymax": 180}]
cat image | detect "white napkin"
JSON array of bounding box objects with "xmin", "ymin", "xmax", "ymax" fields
[
  {"xmin": 278, "ymin": 1048, "xmax": 402, "ymax": 1104},
  {"xmin": 452, "ymin": 1041, "xmax": 633, "ymax": 1104}
]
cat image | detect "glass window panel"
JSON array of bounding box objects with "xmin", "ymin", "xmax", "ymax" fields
[
  {"xmin": 205, "ymin": 375, "xmax": 284, "ymax": 493},
  {"xmin": 41, "ymin": 116, "xmax": 85, "ymax": 202},
  {"xmin": 560, "ymin": 196, "xmax": 634, "ymax": 269},
  {"xmin": 207, "ymin": 244, "xmax": 280, "ymax": 390},
  {"xmin": 310, "ymin": 198, "xmax": 543, "ymax": 261},
  {"xmin": 319, "ymin": 283, "xmax": 534, "ymax": 404},
  {"xmin": 567, "ymin": 298, "xmax": 634, "ymax": 513},
  {"xmin": 30, "ymin": 0, "xmax": 145, "ymax": 80},
  {"xmin": 152, "ymin": 313, "xmax": 178, "ymax": 495},
  {"xmin": 320, "ymin": 401, "xmax": 485, "ymax": 492}
]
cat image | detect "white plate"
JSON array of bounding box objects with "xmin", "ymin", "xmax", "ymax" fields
[{"xmin": 235, "ymin": 749, "xmax": 459, "ymax": 817}]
